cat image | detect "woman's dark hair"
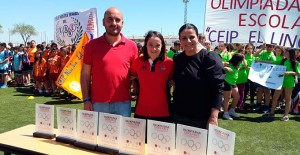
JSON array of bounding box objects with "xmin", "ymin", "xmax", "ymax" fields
[
  {"xmin": 227, "ymin": 43, "xmax": 233, "ymax": 52},
  {"xmin": 237, "ymin": 48, "xmax": 245, "ymax": 54},
  {"xmin": 229, "ymin": 53, "xmax": 244, "ymax": 67},
  {"xmin": 274, "ymin": 46, "xmax": 284, "ymax": 56},
  {"xmin": 34, "ymin": 51, "xmax": 43, "ymax": 63},
  {"xmin": 36, "ymin": 44, "xmax": 44, "ymax": 51},
  {"xmin": 284, "ymin": 48, "xmax": 297, "ymax": 72},
  {"xmin": 178, "ymin": 23, "xmax": 198, "ymax": 38},
  {"xmin": 51, "ymin": 43, "xmax": 58, "ymax": 48},
  {"xmin": 142, "ymin": 30, "xmax": 166, "ymax": 61},
  {"xmin": 245, "ymin": 43, "xmax": 253, "ymax": 50}
]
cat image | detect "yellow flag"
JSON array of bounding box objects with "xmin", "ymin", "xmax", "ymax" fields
[{"xmin": 56, "ymin": 33, "xmax": 89, "ymax": 99}]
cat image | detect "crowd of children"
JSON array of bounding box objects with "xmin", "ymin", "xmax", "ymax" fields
[
  {"xmin": 0, "ymin": 41, "xmax": 76, "ymax": 97},
  {"xmin": 201, "ymin": 42, "xmax": 300, "ymax": 121}
]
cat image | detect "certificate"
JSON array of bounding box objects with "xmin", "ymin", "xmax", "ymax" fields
[
  {"xmin": 207, "ymin": 124, "xmax": 236, "ymax": 155},
  {"xmin": 147, "ymin": 120, "xmax": 175, "ymax": 155},
  {"xmin": 176, "ymin": 124, "xmax": 207, "ymax": 155},
  {"xmin": 98, "ymin": 112, "xmax": 121, "ymax": 150},
  {"xmin": 119, "ymin": 117, "xmax": 146, "ymax": 155},
  {"xmin": 57, "ymin": 107, "xmax": 77, "ymax": 139},
  {"xmin": 77, "ymin": 110, "xmax": 98, "ymax": 145},
  {"xmin": 35, "ymin": 104, "xmax": 54, "ymax": 134}
]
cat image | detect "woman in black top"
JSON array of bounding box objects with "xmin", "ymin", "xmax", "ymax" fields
[{"xmin": 173, "ymin": 23, "xmax": 225, "ymax": 129}]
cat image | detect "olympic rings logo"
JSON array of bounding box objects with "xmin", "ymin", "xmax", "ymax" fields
[
  {"xmin": 151, "ymin": 133, "xmax": 171, "ymax": 144},
  {"xmin": 181, "ymin": 138, "xmax": 201, "ymax": 151},
  {"xmin": 38, "ymin": 113, "xmax": 50, "ymax": 121},
  {"xmin": 60, "ymin": 117, "xmax": 73, "ymax": 125},
  {"xmin": 212, "ymin": 138, "xmax": 229, "ymax": 152},
  {"xmin": 80, "ymin": 120, "xmax": 94, "ymax": 130},
  {"xmin": 56, "ymin": 23, "xmax": 77, "ymax": 37},
  {"xmin": 124, "ymin": 129, "xmax": 141, "ymax": 139},
  {"xmin": 102, "ymin": 124, "xmax": 118, "ymax": 134}
]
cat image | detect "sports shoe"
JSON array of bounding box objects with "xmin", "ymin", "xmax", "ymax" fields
[
  {"xmin": 0, "ymin": 84, "xmax": 8, "ymax": 88},
  {"xmin": 262, "ymin": 105, "xmax": 270, "ymax": 113},
  {"xmin": 262, "ymin": 113, "xmax": 275, "ymax": 118},
  {"xmin": 220, "ymin": 107, "xmax": 224, "ymax": 112},
  {"xmin": 252, "ymin": 104, "xmax": 261, "ymax": 111},
  {"xmin": 275, "ymin": 105, "xmax": 281, "ymax": 110},
  {"xmin": 223, "ymin": 112, "xmax": 233, "ymax": 120},
  {"xmin": 280, "ymin": 116, "xmax": 289, "ymax": 121},
  {"xmin": 229, "ymin": 110, "xmax": 240, "ymax": 118}
]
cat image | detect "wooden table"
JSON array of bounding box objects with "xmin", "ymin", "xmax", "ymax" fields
[{"xmin": 0, "ymin": 124, "xmax": 105, "ymax": 155}]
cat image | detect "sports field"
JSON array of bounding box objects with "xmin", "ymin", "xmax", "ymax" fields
[{"xmin": 0, "ymin": 86, "xmax": 299, "ymax": 155}]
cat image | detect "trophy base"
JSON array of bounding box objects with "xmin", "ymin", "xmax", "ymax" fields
[
  {"xmin": 74, "ymin": 141, "xmax": 96, "ymax": 151},
  {"xmin": 96, "ymin": 145, "xmax": 119, "ymax": 155},
  {"xmin": 33, "ymin": 132, "xmax": 56, "ymax": 139},
  {"xmin": 56, "ymin": 136, "xmax": 76, "ymax": 145}
]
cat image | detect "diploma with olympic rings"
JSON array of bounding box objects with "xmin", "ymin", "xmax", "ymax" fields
[
  {"xmin": 147, "ymin": 120, "xmax": 176, "ymax": 155},
  {"xmin": 57, "ymin": 107, "xmax": 77, "ymax": 139},
  {"xmin": 77, "ymin": 110, "xmax": 98, "ymax": 145},
  {"xmin": 175, "ymin": 124, "xmax": 208, "ymax": 155},
  {"xmin": 98, "ymin": 112, "xmax": 121, "ymax": 150},
  {"xmin": 35, "ymin": 104, "xmax": 55, "ymax": 135},
  {"xmin": 207, "ymin": 124, "xmax": 236, "ymax": 155},
  {"xmin": 119, "ymin": 117, "xmax": 146, "ymax": 155}
]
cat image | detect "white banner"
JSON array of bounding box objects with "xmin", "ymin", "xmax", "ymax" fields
[
  {"xmin": 35, "ymin": 104, "xmax": 54, "ymax": 134},
  {"xmin": 204, "ymin": 0, "xmax": 300, "ymax": 48},
  {"xmin": 249, "ymin": 62, "xmax": 286, "ymax": 90},
  {"xmin": 54, "ymin": 8, "xmax": 98, "ymax": 47},
  {"xmin": 207, "ymin": 124, "xmax": 236, "ymax": 155}
]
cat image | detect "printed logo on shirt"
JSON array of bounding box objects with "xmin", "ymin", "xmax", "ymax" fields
[
  {"xmin": 140, "ymin": 65, "xmax": 147, "ymax": 71},
  {"xmin": 159, "ymin": 66, "xmax": 166, "ymax": 71}
]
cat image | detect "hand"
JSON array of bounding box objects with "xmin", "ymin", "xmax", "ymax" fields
[
  {"xmin": 206, "ymin": 116, "xmax": 218, "ymax": 129},
  {"xmin": 262, "ymin": 43, "xmax": 266, "ymax": 50},
  {"xmin": 84, "ymin": 101, "xmax": 93, "ymax": 111},
  {"xmin": 223, "ymin": 62, "xmax": 229, "ymax": 66}
]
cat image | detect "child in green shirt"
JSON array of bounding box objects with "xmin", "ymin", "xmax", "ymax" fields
[
  {"xmin": 263, "ymin": 49, "xmax": 300, "ymax": 121},
  {"xmin": 223, "ymin": 53, "xmax": 247, "ymax": 120}
]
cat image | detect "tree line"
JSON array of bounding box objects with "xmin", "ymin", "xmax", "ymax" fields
[{"xmin": 0, "ymin": 23, "xmax": 37, "ymax": 45}]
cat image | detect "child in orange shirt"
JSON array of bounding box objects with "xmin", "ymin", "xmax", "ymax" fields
[
  {"xmin": 48, "ymin": 48, "xmax": 61, "ymax": 96},
  {"xmin": 33, "ymin": 51, "xmax": 48, "ymax": 95},
  {"xmin": 59, "ymin": 46, "xmax": 70, "ymax": 73}
]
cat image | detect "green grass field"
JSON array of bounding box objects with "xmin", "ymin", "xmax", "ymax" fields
[{"xmin": 0, "ymin": 86, "xmax": 300, "ymax": 155}]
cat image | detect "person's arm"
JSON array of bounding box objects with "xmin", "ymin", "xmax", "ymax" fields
[
  {"xmin": 19, "ymin": 58, "xmax": 23, "ymax": 71},
  {"xmin": 204, "ymin": 51, "xmax": 226, "ymax": 128},
  {"xmin": 207, "ymin": 108, "xmax": 219, "ymax": 128},
  {"xmin": 220, "ymin": 49, "xmax": 227, "ymax": 57},
  {"xmin": 239, "ymin": 59, "xmax": 248, "ymax": 70},
  {"xmin": 80, "ymin": 63, "xmax": 93, "ymax": 111},
  {"xmin": 254, "ymin": 43, "xmax": 266, "ymax": 57},
  {"xmin": 224, "ymin": 66, "xmax": 233, "ymax": 72}
]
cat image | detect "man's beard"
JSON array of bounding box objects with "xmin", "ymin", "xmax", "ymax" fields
[{"xmin": 105, "ymin": 28, "xmax": 121, "ymax": 36}]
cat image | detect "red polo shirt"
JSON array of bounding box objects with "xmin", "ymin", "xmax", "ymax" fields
[
  {"xmin": 83, "ymin": 33, "xmax": 138, "ymax": 102},
  {"xmin": 131, "ymin": 57, "xmax": 174, "ymax": 117}
]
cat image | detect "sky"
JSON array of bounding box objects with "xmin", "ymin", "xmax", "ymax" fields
[{"xmin": 0, "ymin": 0, "xmax": 206, "ymax": 45}]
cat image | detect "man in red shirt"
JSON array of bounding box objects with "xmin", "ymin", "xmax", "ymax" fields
[{"xmin": 81, "ymin": 7, "xmax": 138, "ymax": 117}]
